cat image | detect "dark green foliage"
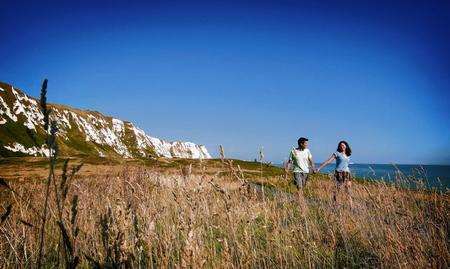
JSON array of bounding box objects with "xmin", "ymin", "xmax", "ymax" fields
[
  {"xmin": 0, "ymin": 121, "xmax": 46, "ymax": 149},
  {"xmin": 333, "ymin": 231, "xmax": 381, "ymax": 268}
]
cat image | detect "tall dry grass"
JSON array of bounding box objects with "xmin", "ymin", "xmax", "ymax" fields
[{"xmin": 0, "ymin": 162, "xmax": 448, "ymax": 268}]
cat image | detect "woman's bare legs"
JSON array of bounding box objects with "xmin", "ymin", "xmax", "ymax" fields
[
  {"xmin": 333, "ymin": 180, "xmax": 352, "ymax": 208},
  {"xmin": 332, "ymin": 181, "xmax": 341, "ymax": 206},
  {"xmin": 344, "ymin": 180, "xmax": 353, "ymax": 208}
]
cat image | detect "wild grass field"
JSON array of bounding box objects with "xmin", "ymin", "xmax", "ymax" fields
[{"xmin": 0, "ymin": 155, "xmax": 448, "ymax": 268}]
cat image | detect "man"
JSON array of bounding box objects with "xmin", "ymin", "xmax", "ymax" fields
[{"xmin": 286, "ymin": 137, "xmax": 316, "ymax": 188}]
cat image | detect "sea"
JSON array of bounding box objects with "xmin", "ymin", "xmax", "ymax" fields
[{"xmin": 278, "ymin": 163, "xmax": 450, "ymax": 191}]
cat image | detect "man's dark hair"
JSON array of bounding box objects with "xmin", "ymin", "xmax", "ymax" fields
[
  {"xmin": 337, "ymin": 140, "xmax": 352, "ymax": 156},
  {"xmin": 297, "ymin": 137, "xmax": 308, "ymax": 148}
]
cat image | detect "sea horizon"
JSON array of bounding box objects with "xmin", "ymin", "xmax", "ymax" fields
[{"xmin": 274, "ymin": 162, "xmax": 450, "ymax": 190}]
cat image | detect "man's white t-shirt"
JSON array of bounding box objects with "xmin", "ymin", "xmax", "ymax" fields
[{"xmin": 289, "ymin": 148, "xmax": 312, "ymax": 173}]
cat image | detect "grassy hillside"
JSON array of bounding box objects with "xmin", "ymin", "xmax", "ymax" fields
[{"xmin": 0, "ymin": 156, "xmax": 448, "ymax": 267}]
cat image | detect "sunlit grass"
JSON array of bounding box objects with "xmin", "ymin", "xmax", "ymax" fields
[{"xmin": 0, "ymin": 158, "xmax": 448, "ymax": 267}]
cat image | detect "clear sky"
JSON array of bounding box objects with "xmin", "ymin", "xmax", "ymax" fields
[{"xmin": 1, "ymin": 0, "xmax": 449, "ymax": 164}]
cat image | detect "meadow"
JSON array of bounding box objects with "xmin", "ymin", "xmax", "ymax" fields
[{"xmin": 0, "ymin": 156, "xmax": 448, "ymax": 268}]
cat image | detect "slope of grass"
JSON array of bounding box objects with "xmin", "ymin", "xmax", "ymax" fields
[{"xmin": 0, "ymin": 157, "xmax": 448, "ymax": 267}]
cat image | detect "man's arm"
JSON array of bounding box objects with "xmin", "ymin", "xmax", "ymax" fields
[
  {"xmin": 309, "ymin": 155, "xmax": 316, "ymax": 173},
  {"xmin": 317, "ymin": 154, "xmax": 336, "ymax": 172},
  {"xmin": 284, "ymin": 159, "xmax": 291, "ymax": 170},
  {"xmin": 284, "ymin": 150, "xmax": 293, "ymax": 170}
]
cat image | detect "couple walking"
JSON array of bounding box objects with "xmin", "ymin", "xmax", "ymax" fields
[{"xmin": 286, "ymin": 137, "xmax": 352, "ymax": 204}]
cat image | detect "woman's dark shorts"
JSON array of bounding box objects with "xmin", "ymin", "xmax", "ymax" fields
[{"xmin": 334, "ymin": 171, "xmax": 351, "ymax": 184}]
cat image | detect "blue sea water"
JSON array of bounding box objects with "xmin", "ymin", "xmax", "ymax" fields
[
  {"xmin": 278, "ymin": 163, "xmax": 450, "ymax": 190},
  {"xmin": 322, "ymin": 164, "xmax": 450, "ymax": 190}
]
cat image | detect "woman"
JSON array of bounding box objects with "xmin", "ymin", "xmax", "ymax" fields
[{"xmin": 317, "ymin": 141, "xmax": 353, "ymax": 206}]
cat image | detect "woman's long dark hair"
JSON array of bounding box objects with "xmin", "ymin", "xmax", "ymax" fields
[{"xmin": 337, "ymin": 141, "xmax": 352, "ymax": 156}]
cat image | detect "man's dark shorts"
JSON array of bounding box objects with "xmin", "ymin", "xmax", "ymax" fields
[{"xmin": 293, "ymin": 172, "xmax": 309, "ymax": 188}]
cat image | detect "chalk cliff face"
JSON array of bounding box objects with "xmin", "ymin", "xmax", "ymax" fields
[{"xmin": 0, "ymin": 81, "xmax": 211, "ymax": 159}]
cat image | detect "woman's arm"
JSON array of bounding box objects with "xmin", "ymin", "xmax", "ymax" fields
[{"xmin": 317, "ymin": 154, "xmax": 335, "ymax": 172}]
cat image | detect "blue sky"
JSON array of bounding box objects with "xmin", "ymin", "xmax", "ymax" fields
[{"xmin": 1, "ymin": 0, "xmax": 449, "ymax": 164}]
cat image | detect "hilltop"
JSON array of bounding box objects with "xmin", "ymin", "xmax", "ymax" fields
[{"xmin": 0, "ymin": 81, "xmax": 210, "ymax": 159}]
